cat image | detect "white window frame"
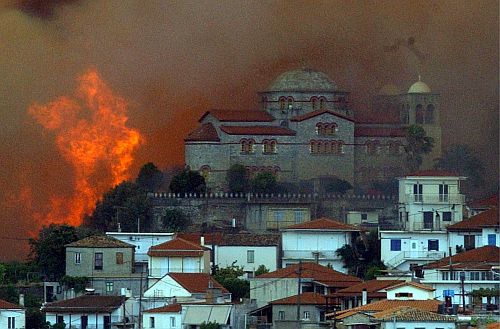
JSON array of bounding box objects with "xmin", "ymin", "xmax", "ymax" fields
[
  {"xmin": 170, "ymin": 316, "xmax": 176, "ymax": 327},
  {"xmin": 150, "ymin": 316, "xmax": 155, "ymax": 328},
  {"xmin": 75, "ymin": 252, "xmax": 81, "ymax": 264},
  {"xmin": 247, "ymin": 250, "xmax": 255, "ymax": 264}
]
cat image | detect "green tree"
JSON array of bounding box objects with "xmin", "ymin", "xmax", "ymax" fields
[
  {"xmin": 84, "ymin": 181, "xmax": 151, "ymax": 232},
  {"xmin": 434, "ymin": 144, "xmax": 485, "ymax": 188},
  {"xmin": 200, "ymin": 321, "xmax": 221, "ymax": 329},
  {"xmin": 160, "ymin": 208, "xmax": 190, "ymax": 232},
  {"xmin": 324, "ymin": 177, "xmax": 353, "ymax": 194},
  {"xmin": 169, "ymin": 169, "xmax": 206, "ymax": 194},
  {"xmin": 213, "ymin": 265, "xmax": 249, "ymax": 301},
  {"xmin": 404, "ymin": 125, "xmax": 434, "ymax": 171},
  {"xmin": 250, "ymin": 172, "xmax": 277, "ymax": 194},
  {"xmin": 254, "ymin": 264, "xmax": 269, "ymax": 276},
  {"xmin": 29, "ymin": 225, "xmax": 91, "ymax": 281},
  {"xmin": 136, "ymin": 162, "xmax": 164, "ymax": 192},
  {"xmin": 226, "ymin": 164, "xmax": 249, "ymax": 193},
  {"xmin": 59, "ymin": 276, "xmax": 90, "ymax": 293}
]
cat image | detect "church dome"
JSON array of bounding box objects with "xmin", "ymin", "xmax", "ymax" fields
[
  {"xmin": 408, "ymin": 77, "xmax": 431, "ymax": 93},
  {"xmin": 266, "ymin": 68, "xmax": 337, "ymax": 92},
  {"xmin": 378, "ymin": 84, "xmax": 401, "ymax": 96}
]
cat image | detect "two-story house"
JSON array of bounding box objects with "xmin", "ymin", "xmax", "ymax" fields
[
  {"xmin": 281, "ymin": 218, "xmax": 360, "ymax": 272},
  {"xmin": 380, "ymin": 170, "xmax": 466, "ymax": 271},
  {"xmin": 0, "ymin": 299, "xmax": 25, "ymax": 329},
  {"xmin": 65, "ymin": 235, "xmax": 145, "ymax": 297}
]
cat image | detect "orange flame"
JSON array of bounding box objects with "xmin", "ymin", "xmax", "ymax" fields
[{"xmin": 28, "ymin": 69, "xmax": 142, "ymax": 227}]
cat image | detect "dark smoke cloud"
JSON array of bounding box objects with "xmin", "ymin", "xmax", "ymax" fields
[{"xmin": 0, "ymin": 0, "xmax": 498, "ymax": 259}]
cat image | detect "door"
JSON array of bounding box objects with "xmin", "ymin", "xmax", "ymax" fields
[
  {"xmin": 409, "ymin": 240, "xmax": 419, "ymax": 258},
  {"xmin": 423, "ymin": 211, "xmax": 433, "ymax": 229},
  {"xmin": 104, "ymin": 315, "xmax": 111, "ymax": 329},
  {"xmin": 81, "ymin": 315, "xmax": 88, "ymax": 329}
]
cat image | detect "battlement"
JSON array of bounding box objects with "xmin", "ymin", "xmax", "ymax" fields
[{"xmin": 147, "ymin": 192, "xmax": 397, "ymax": 201}]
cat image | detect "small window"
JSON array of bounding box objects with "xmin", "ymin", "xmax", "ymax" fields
[
  {"xmin": 170, "ymin": 316, "xmax": 176, "ymax": 327},
  {"xmin": 319, "ymin": 97, "xmax": 327, "ymax": 110},
  {"xmin": 464, "ymin": 235, "xmax": 475, "ymax": 250},
  {"xmin": 294, "ymin": 210, "xmax": 305, "ymax": 224},
  {"xmin": 57, "ymin": 315, "xmax": 64, "ymax": 324},
  {"xmin": 75, "ymin": 252, "xmax": 81, "ymax": 264},
  {"xmin": 390, "ymin": 239, "xmax": 401, "ymax": 251},
  {"xmin": 8, "ymin": 317, "xmax": 15, "ymax": 329},
  {"xmin": 150, "ymin": 316, "xmax": 155, "ymax": 328},
  {"xmin": 279, "ymin": 97, "xmax": 286, "ymax": 110},
  {"xmin": 395, "ymin": 292, "xmax": 413, "ymax": 298},
  {"xmin": 303, "ymin": 311, "xmax": 310, "ymax": 319},
  {"xmin": 116, "ymin": 252, "xmax": 124, "ymax": 265},
  {"xmin": 94, "ymin": 252, "xmax": 103, "ymax": 270},
  {"xmin": 488, "ymin": 234, "xmax": 497, "ymax": 246},
  {"xmin": 278, "ymin": 311, "xmax": 285, "ymax": 320},
  {"xmin": 247, "ymin": 250, "xmax": 255, "ymax": 263},
  {"xmin": 442, "ymin": 212, "xmax": 452, "ymax": 221},
  {"xmin": 361, "ymin": 213, "xmax": 368, "ymax": 221},
  {"xmin": 311, "ymin": 97, "xmax": 318, "ymax": 111},
  {"xmin": 106, "ymin": 281, "xmax": 114, "ymax": 292},
  {"xmin": 428, "ymin": 239, "xmax": 439, "ymax": 251},
  {"xmin": 415, "ymin": 104, "xmax": 424, "ymax": 124}
]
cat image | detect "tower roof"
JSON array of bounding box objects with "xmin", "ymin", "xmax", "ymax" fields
[
  {"xmin": 408, "ymin": 76, "xmax": 431, "ymax": 93},
  {"xmin": 265, "ymin": 68, "xmax": 337, "ymax": 92}
]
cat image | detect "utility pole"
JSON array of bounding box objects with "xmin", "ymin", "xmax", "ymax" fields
[
  {"xmin": 296, "ymin": 261, "xmax": 302, "ymax": 329},
  {"xmin": 460, "ymin": 272, "xmax": 466, "ymax": 312},
  {"xmin": 138, "ymin": 269, "xmax": 143, "ymax": 329}
]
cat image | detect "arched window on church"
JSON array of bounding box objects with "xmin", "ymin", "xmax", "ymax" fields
[
  {"xmin": 319, "ymin": 97, "xmax": 327, "ymax": 110},
  {"xmin": 311, "ymin": 97, "xmax": 318, "ymax": 111},
  {"xmin": 415, "ymin": 104, "xmax": 424, "ymax": 124},
  {"xmin": 366, "ymin": 140, "xmax": 381, "ymax": 155},
  {"xmin": 425, "ymin": 104, "xmax": 435, "ymax": 124},
  {"xmin": 279, "ymin": 97, "xmax": 286, "ymax": 110},
  {"xmin": 241, "ymin": 139, "xmax": 255, "ymax": 154},
  {"xmin": 316, "ymin": 122, "xmax": 337, "ymax": 136},
  {"xmin": 338, "ymin": 140, "xmax": 345, "ymax": 154},
  {"xmin": 287, "ymin": 97, "xmax": 294, "ymax": 110},
  {"xmin": 310, "ymin": 140, "xmax": 318, "ymax": 154},
  {"xmin": 263, "ymin": 139, "xmax": 277, "ymax": 154}
]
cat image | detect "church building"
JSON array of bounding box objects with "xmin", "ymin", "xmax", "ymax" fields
[{"xmin": 184, "ymin": 68, "xmax": 441, "ymax": 191}]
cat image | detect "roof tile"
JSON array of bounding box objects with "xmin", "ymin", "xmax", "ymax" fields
[
  {"xmin": 330, "ymin": 299, "xmax": 442, "ymax": 319},
  {"xmin": 144, "ymin": 303, "xmax": 182, "ymax": 313},
  {"xmin": 271, "ymin": 292, "xmax": 327, "ymax": 305},
  {"xmin": 43, "ymin": 295, "xmax": 126, "ymax": 313},
  {"xmin": 148, "ymin": 237, "xmax": 205, "ymax": 257},
  {"xmin": 385, "ymin": 281, "xmax": 435, "ymax": 292},
  {"xmin": 373, "ymin": 306, "xmax": 456, "ymax": 322},
  {"xmin": 447, "ymin": 208, "xmax": 499, "ymax": 231},
  {"xmin": 219, "ymin": 125, "xmax": 296, "ymax": 136},
  {"xmin": 424, "ymin": 245, "xmax": 500, "ymax": 270},
  {"xmin": 185, "ymin": 123, "xmax": 220, "ymax": 142},
  {"xmin": 0, "ymin": 299, "xmax": 23, "ymax": 309},
  {"xmin": 169, "ymin": 273, "xmax": 228, "ymax": 293},
  {"xmin": 66, "ymin": 235, "xmax": 134, "ymax": 248},
  {"xmin": 334, "ymin": 279, "xmax": 404, "ymax": 297},
  {"xmin": 290, "ymin": 109, "xmax": 355, "ymax": 123}
]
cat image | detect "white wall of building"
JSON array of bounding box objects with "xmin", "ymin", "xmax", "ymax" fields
[
  {"xmin": 385, "ymin": 285, "xmax": 434, "ymax": 300},
  {"xmin": 106, "ymin": 232, "xmax": 174, "ymax": 262},
  {"xmin": 143, "ymin": 312, "xmax": 182, "ymax": 329},
  {"xmin": 380, "ymin": 320, "xmax": 455, "ymax": 329},
  {"xmin": 0, "ymin": 309, "xmax": 25, "ymax": 329},
  {"xmin": 215, "ymin": 246, "xmax": 278, "ymax": 273},
  {"xmin": 250, "ymin": 278, "xmax": 302, "ymax": 308},
  {"xmin": 144, "ymin": 275, "xmax": 192, "ymax": 298},
  {"xmin": 482, "ymin": 228, "xmax": 499, "ymax": 247},
  {"xmin": 149, "ymin": 255, "xmax": 206, "ymax": 277}
]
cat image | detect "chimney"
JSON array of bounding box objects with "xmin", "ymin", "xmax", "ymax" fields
[
  {"xmin": 19, "ymin": 294, "xmax": 24, "ymax": 307},
  {"xmin": 200, "ymin": 236, "xmax": 205, "ymax": 246},
  {"xmin": 231, "ymin": 218, "xmax": 236, "ymax": 228},
  {"xmin": 117, "ymin": 222, "xmax": 122, "ymax": 233},
  {"xmin": 362, "ymin": 288, "xmax": 368, "ymax": 306}
]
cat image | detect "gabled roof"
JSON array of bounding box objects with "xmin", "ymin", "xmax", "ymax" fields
[
  {"xmin": 219, "ymin": 125, "xmax": 296, "ymax": 136},
  {"xmin": 284, "ymin": 218, "xmax": 359, "ymax": 231},
  {"xmin": 469, "ymin": 194, "xmax": 499, "ymax": 208},
  {"xmin": 255, "ymin": 262, "xmax": 361, "ymax": 288},
  {"xmin": 290, "ymin": 109, "xmax": 355, "ymax": 123},
  {"xmin": 185, "ymin": 123, "xmax": 220, "ymax": 142},
  {"xmin": 424, "ymin": 245, "xmax": 500, "ymax": 270},
  {"xmin": 218, "ymin": 233, "xmax": 280, "ymax": 246},
  {"xmin": 144, "ymin": 303, "xmax": 182, "ymax": 313},
  {"xmin": 385, "ymin": 281, "xmax": 435, "ymax": 292},
  {"xmin": 199, "ymin": 110, "xmax": 275, "ymax": 123},
  {"xmin": 176, "ymin": 232, "xmax": 224, "ymax": 246},
  {"xmin": 168, "ymin": 273, "xmax": 228, "ymax": 293},
  {"xmin": 330, "ymin": 299, "xmax": 442, "ymax": 319},
  {"xmin": 66, "ymin": 235, "xmax": 134, "ymax": 248},
  {"xmin": 373, "ymin": 306, "xmax": 456, "ymax": 322},
  {"xmin": 43, "ymin": 295, "xmax": 126, "ymax": 313},
  {"xmin": 334, "ymin": 279, "xmax": 405, "ymax": 298},
  {"xmin": 0, "ymin": 299, "xmax": 23, "ymax": 309},
  {"xmin": 270, "ymin": 292, "xmax": 327, "ymax": 305},
  {"xmin": 447, "ymin": 208, "xmax": 499, "ymax": 232},
  {"xmin": 403, "ymin": 170, "xmax": 460, "ymax": 177},
  {"xmin": 148, "ymin": 237, "xmax": 205, "ymax": 257},
  {"xmin": 354, "ymin": 127, "xmax": 405, "ymax": 137}
]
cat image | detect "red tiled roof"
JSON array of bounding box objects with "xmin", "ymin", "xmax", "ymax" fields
[
  {"xmin": 43, "ymin": 295, "xmax": 126, "ymax": 313},
  {"xmin": 290, "ymin": 109, "xmax": 355, "ymax": 123},
  {"xmin": 176, "ymin": 232, "xmax": 224, "ymax": 246},
  {"xmin": 330, "ymin": 299, "xmax": 442, "ymax": 319},
  {"xmin": 271, "ymin": 292, "xmax": 327, "ymax": 305},
  {"xmin": 333, "ymin": 279, "xmax": 404, "ymax": 298},
  {"xmin": 404, "ymin": 170, "xmax": 460, "ymax": 177},
  {"xmin": 185, "ymin": 123, "xmax": 220, "ymax": 142},
  {"xmin": 255, "ymin": 262, "xmax": 361, "ymax": 288},
  {"xmin": 168, "ymin": 273, "xmax": 229, "ymax": 293},
  {"xmin": 385, "ymin": 281, "xmax": 435, "ymax": 292},
  {"xmin": 354, "ymin": 127, "xmax": 406, "ymax": 137},
  {"xmin": 373, "ymin": 306, "xmax": 456, "ymax": 322},
  {"xmin": 144, "ymin": 303, "xmax": 182, "ymax": 313},
  {"xmin": 284, "ymin": 218, "xmax": 359, "ymax": 231},
  {"xmin": 0, "ymin": 299, "xmax": 23, "ymax": 309},
  {"xmin": 219, "ymin": 125, "xmax": 296, "ymax": 136},
  {"xmin": 469, "ymin": 195, "xmax": 499, "ymax": 208},
  {"xmin": 424, "ymin": 245, "xmax": 500, "ymax": 270},
  {"xmin": 148, "ymin": 237, "xmax": 205, "ymax": 257},
  {"xmin": 447, "ymin": 208, "xmax": 499, "ymax": 232},
  {"xmin": 200, "ymin": 110, "xmax": 275, "ymax": 122},
  {"xmin": 66, "ymin": 235, "xmax": 135, "ymax": 248}
]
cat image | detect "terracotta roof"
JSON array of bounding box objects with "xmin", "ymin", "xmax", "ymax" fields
[
  {"xmin": 333, "ymin": 279, "xmax": 404, "ymax": 298},
  {"xmin": 144, "ymin": 303, "xmax": 182, "ymax": 313},
  {"xmin": 271, "ymin": 292, "xmax": 327, "ymax": 305},
  {"xmin": 290, "ymin": 109, "xmax": 355, "ymax": 123},
  {"xmin": 200, "ymin": 110, "xmax": 275, "ymax": 122},
  {"xmin": 255, "ymin": 262, "xmax": 361, "ymax": 288},
  {"xmin": 43, "ymin": 295, "xmax": 126, "ymax": 313},
  {"xmin": 66, "ymin": 235, "xmax": 134, "ymax": 248},
  {"xmin": 219, "ymin": 125, "xmax": 296, "ymax": 136},
  {"xmin": 447, "ymin": 208, "xmax": 499, "ymax": 232},
  {"xmin": 185, "ymin": 123, "xmax": 220, "ymax": 142},
  {"xmin": 284, "ymin": 218, "xmax": 359, "ymax": 231},
  {"xmin": 354, "ymin": 127, "xmax": 406, "ymax": 137},
  {"xmin": 218, "ymin": 233, "xmax": 280, "ymax": 246},
  {"xmin": 373, "ymin": 306, "xmax": 456, "ymax": 322},
  {"xmin": 424, "ymin": 245, "xmax": 500, "ymax": 270},
  {"xmin": 385, "ymin": 281, "xmax": 435, "ymax": 292},
  {"xmin": 330, "ymin": 299, "xmax": 441, "ymax": 319},
  {"xmin": 168, "ymin": 273, "xmax": 228, "ymax": 293},
  {"xmin": 0, "ymin": 299, "xmax": 23, "ymax": 309},
  {"xmin": 176, "ymin": 232, "xmax": 224, "ymax": 246},
  {"xmin": 469, "ymin": 194, "xmax": 499, "ymax": 208},
  {"xmin": 148, "ymin": 237, "xmax": 205, "ymax": 257},
  {"xmin": 404, "ymin": 170, "xmax": 460, "ymax": 177},
  {"xmin": 487, "ymin": 323, "xmax": 500, "ymax": 329}
]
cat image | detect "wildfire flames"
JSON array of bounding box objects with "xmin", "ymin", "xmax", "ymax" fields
[{"xmin": 28, "ymin": 69, "xmax": 142, "ymax": 227}]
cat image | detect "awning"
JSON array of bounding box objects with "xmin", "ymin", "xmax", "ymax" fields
[{"xmin": 183, "ymin": 305, "xmax": 232, "ymax": 325}]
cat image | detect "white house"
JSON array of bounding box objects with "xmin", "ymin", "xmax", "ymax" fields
[
  {"xmin": 447, "ymin": 207, "xmax": 499, "ymax": 251},
  {"xmin": 143, "ymin": 303, "xmax": 182, "ymax": 329},
  {"xmin": 384, "ymin": 281, "xmax": 436, "ymax": 300},
  {"xmin": 147, "ymin": 237, "xmax": 210, "ymax": 280},
  {"xmin": 421, "ymin": 245, "xmax": 500, "ymax": 307},
  {"xmin": 381, "ymin": 170, "xmax": 466, "ymax": 271},
  {"xmin": 0, "ymin": 299, "xmax": 25, "ymax": 329},
  {"xmin": 372, "ymin": 306, "xmax": 456, "ymax": 329},
  {"xmin": 281, "ymin": 217, "xmax": 360, "ymax": 272},
  {"xmin": 43, "ymin": 295, "xmax": 132, "ymax": 329}
]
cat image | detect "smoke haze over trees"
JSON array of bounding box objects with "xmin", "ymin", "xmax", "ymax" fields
[{"xmin": 0, "ymin": 0, "xmax": 497, "ymax": 259}]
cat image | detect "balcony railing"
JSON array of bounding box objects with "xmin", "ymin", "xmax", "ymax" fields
[
  {"xmin": 149, "ymin": 267, "xmax": 203, "ymax": 277},
  {"xmin": 282, "ymin": 250, "xmax": 340, "ymax": 260},
  {"xmin": 386, "ymin": 250, "xmax": 445, "ymax": 268},
  {"xmin": 404, "ymin": 194, "xmax": 464, "ymax": 204}
]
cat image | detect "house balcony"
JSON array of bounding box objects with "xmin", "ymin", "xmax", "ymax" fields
[
  {"xmin": 403, "ymin": 193, "xmax": 464, "ymax": 204},
  {"xmin": 385, "ymin": 250, "xmax": 445, "ymax": 268},
  {"xmin": 149, "ymin": 267, "xmax": 203, "ymax": 277},
  {"xmin": 282, "ymin": 250, "xmax": 341, "ymax": 262}
]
